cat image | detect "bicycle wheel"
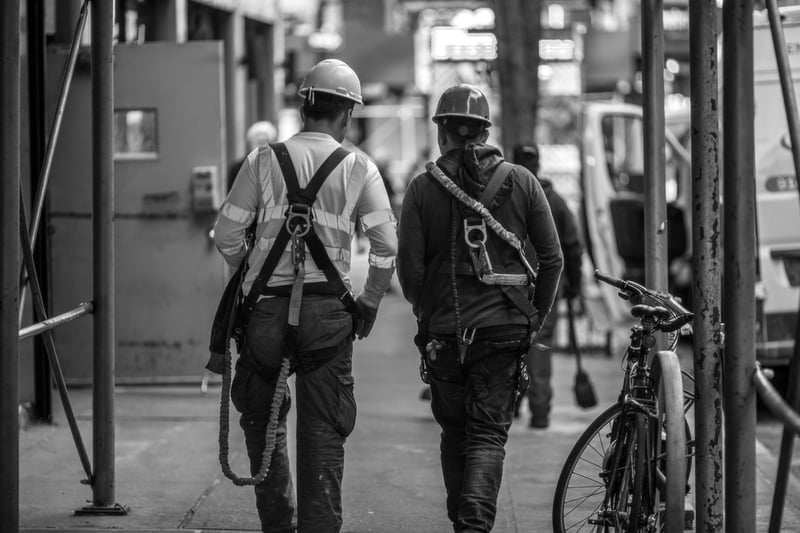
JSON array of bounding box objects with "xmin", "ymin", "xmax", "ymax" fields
[
  {"xmin": 644, "ymin": 350, "xmax": 688, "ymax": 533},
  {"xmin": 552, "ymin": 404, "xmax": 647, "ymax": 533}
]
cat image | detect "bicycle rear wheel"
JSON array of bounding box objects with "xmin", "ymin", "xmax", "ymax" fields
[{"xmin": 552, "ymin": 404, "xmax": 647, "ymax": 532}]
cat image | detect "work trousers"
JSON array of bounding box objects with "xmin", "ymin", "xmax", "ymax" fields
[
  {"xmin": 426, "ymin": 327, "xmax": 528, "ymax": 533},
  {"xmin": 526, "ymin": 306, "xmax": 558, "ymax": 421},
  {"xmin": 231, "ymin": 295, "xmax": 356, "ymax": 533}
]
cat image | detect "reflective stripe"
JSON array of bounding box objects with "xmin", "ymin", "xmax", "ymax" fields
[
  {"xmin": 361, "ymin": 208, "xmax": 396, "ymax": 230},
  {"xmin": 219, "ymin": 243, "xmax": 245, "ymax": 256},
  {"xmin": 256, "ymin": 235, "xmax": 352, "ymax": 264},
  {"xmin": 220, "ymin": 203, "xmax": 256, "ymax": 225},
  {"xmin": 369, "ymin": 253, "xmax": 396, "ymax": 269}
]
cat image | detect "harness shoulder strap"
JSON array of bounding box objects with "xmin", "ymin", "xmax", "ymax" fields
[
  {"xmin": 479, "ymin": 162, "xmax": 513, "ymax": 207},
  {"xmin": 234, "ymin": 144, "xmax": 353, "ymax": 337}
]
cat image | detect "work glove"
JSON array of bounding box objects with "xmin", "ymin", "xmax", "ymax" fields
[{"xmin": 354, "ymin": 296, "xmax": 378, "ymax": 339}]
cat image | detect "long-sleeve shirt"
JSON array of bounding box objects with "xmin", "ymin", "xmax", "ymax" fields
[
  {"xmin": 214, "ymin": 131, "xmax": 397, "ymax": 308},
  {"xmin": 398, "ymin": 144, "xmax": 563, "ymax": 336}
]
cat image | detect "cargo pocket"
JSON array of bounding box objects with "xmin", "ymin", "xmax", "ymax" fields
[
  {"xmin": 333, "ymin": 374, "xmax": 357, "ymax": 437},
  {"xmin": 230, "ymin": 368, "xmax": 251, "ymax": 414}
]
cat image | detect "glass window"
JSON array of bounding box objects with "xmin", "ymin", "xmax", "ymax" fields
[
  {"xmin": 114, "ymin": 109, "xmax": 157, "ymax": 159},
  {"xmin": 601, "ymin": 114, "xmax": 684, "ymax": 202}
]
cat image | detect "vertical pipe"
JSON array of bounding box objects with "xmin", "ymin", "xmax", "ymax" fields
[
  {"xmin": 764, "ymin": 1, "xmax": 800, "ymax": 530},
  {"xmin": 92, "ymin": 0, "xmax": 116, "ymax": 508},
  {"xmin": 689, "ymin": 2, "xmax": 725, "ymax": 531},
  {"xmin": 0, "ymin": 1, "xmax": 21, "ymax": 529},
  {"xmin": 723, "ymin": 1, "xmax": 757, "ymax": 532},
  {"xmin": 28, "ymin": 0, "xmax": 53, "ymax": 423},
  {"xmin": 641, "ymin": 0, "xmax": 669, "ymax": 296}
]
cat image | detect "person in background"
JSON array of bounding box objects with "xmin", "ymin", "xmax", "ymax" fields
[
  {"xmin": 398, "ymin": 84, "xmax": 562, "ymax": 532},
  {"xmin": 227, "ymin": 120, "xmax": 278, "ymax": 192},
  {"xmin": 512, "ymin": 143, "xmax": 583, "ymax": 429},
  {"xmin": 214, "ymin": 59, "xmax": 397, "ymax": 533}
]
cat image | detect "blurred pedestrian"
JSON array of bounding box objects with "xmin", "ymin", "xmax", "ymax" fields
[
  {"xmin": 214, "ymin": 58, "xmax": 397, "ymax": 533},
  {"xmin": 397, "ymin": 84, "xmax": 563, "ymax": 532},
  {"xmin": 227, "ymin": 120, "xmax": 278, "ymax": 192},
  {"xmin": 512, "ymin": 143, "xmax": 584, "ymax": 429}
]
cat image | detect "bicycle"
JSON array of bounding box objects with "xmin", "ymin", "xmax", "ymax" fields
[{"xmin": 552, "ymin": 270, "xmax": 696, "ymax": 533}]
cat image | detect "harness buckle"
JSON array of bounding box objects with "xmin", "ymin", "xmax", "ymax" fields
[
  {"xmin": 285, "ymin": 204, "xmax": 312, "ymax": 237},
  {"xmin": 463, "ymin": 218, "xmax": 487, "ymax": 249}
]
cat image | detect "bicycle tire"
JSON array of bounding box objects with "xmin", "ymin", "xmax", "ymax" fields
[
  {"xmin": 646, "ymin": 350, "xmax": 688, "ymax": 533},
  {"xmin": 552, "ymin": 404, "xmax": 647, "ymax": 532}
]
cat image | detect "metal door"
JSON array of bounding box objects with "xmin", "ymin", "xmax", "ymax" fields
[{"xmin": 47, "ymin": 42, "xmax": 226, "ymax": 382}]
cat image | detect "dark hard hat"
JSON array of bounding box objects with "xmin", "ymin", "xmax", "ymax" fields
[{"xmin": 432, "ymin": 84, "xmax": 491, "ymax": 127}]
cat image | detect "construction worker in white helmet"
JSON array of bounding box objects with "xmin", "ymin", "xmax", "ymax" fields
[
  {"xmin": 214, "ymin": 58, "xmax": 397, "ymax": 532},
  {"xmin": 227, "ymin": 121, "xmax": 278, "ymax": 192},
  {"xmin": 397, "ymin": 84, "xmax": 562, "ymax": 532}
]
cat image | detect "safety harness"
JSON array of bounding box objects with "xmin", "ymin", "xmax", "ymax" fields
[
  {"xmin": 219, "ymin": 143, "xmax": 356, "ymax": 486},
  {"xmin": 417, "ymin": 161, "xmax": 536, "ymax": 397}
]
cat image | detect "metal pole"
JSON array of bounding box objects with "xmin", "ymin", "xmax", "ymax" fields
[
  {"xmin": 88, "ymin": 0, "xmax": 122, "ymax": 513},
  {"xmin": 28, "ymin": 0, "xmax": 53, "ymax": 423},
  {"xmin": 0, "ymin": 0, "xmax": 21, "ymax": 529},
  {"xmin": 19, "ymin": 191, "xmax": 94, "ymax": 483},
  {"xmin": 689, "ymin": 2, "xmax": 724, "ymax": 531},
  {"xmin": 723, "ymin": 1, "xmax": 757, "ymax": 532},
  {"xmin": 641, "ymin": 0, "xmax": 669, "ymax": 298},
  {"xmin": 763, "ymin": 1, "xmax": 800, "ymax": 530},
  {"xmin": 29, "ymin": 0, "xmax": 88, "ymax": 246},
  {"xmin": 19, "ymin": 302, "xmax": 94, "ymax": 341}
]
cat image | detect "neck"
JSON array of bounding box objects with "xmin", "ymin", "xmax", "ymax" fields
[{"xmin": 303, "ymin": 118, "xmax": 345, "ymax": 143}]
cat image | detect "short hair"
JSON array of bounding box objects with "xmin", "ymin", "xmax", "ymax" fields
[
  {"xmin": 513, "ymin": 144, "xmax": 540, "ymax": 175},
  {"xmin": 302, "ymin": 92, "xmax": 355, "ymax": 121},
  {"xmin": 440, "ymin": 117, "xmax": 486, "ymax": 143}
]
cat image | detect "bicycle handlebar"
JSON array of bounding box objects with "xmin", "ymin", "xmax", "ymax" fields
[{"xmin": 594, "ymin": 269, "xmax": 693, "ymax": 331}]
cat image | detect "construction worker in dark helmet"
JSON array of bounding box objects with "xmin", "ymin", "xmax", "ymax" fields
[
  {"xmin": 397, "ymin": 84, "xmax": 563, "ymax": 532},
  {"xmin": 214, "ymin": 58, "xmax": 397, "ymax": 532},
  {"xmin": 513, "ymin": 143, "xmax": 584, "ymax": 429}
]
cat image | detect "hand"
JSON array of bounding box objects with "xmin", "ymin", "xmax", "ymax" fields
[{"xmin": 354, "ymin": 297, "xmax": 378, "ymax": 339}]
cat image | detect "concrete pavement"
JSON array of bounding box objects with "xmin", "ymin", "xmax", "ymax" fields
[{"xmin": 17, "ymin": 284, "xmax": 800, "ymax": 532}]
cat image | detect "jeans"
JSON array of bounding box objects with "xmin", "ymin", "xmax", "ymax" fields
[
  {"xmin": 425, "ymin": 327, "xmax": 527, "ymax": 533},
  {"xmin": 231, "ymin": 295, "xmax": 356, "ymax": 533},
  {"xmin": 526, "ymin": 306, "xmax": 558, "ymax": 420}
]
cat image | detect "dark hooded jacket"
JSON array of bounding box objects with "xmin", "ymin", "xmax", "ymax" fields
[{"xmin": 397, "ymin": 143, "xmax": 563, "ymax": 338}]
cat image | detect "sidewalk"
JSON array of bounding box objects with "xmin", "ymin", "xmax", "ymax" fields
[{"xmin": 18, "ymin": 290, "xmax": 800, "ymax": 532}]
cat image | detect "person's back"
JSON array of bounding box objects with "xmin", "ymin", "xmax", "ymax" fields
[{"xmin": 398, "ymin": 84, "xmax": 562, "ymax": 533}]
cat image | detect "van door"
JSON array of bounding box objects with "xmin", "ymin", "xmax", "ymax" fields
[
  {"xmin": 47, "ymin": 42, "xmax": 226, "ymax": 382},
  {"xmin": 580, "ymin": 102, "xmax": 692, "ymax": 325}
]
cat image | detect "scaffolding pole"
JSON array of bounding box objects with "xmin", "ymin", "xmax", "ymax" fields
[
  {"xmin": 0, "ymin": 1, "xmax": 21, "ymax": 530},
  {"xmin": 689, "ymin": 2, "xmax": 725, "ymax": 531},
  {"xmin": 641, "ymin": 0, "xmax": 669, "ymax": 301},
  {"xmin": 723, "ymin": 1, "xmax": 757, "ymax": 532},
  {"xmin": 77, "ymin": 0, "xmax": 126, "ymax": 515}
]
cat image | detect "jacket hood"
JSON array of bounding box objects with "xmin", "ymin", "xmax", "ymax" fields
[{"xmin": 436, "ymin": 143, "xmax": 513, "ymax": 209}]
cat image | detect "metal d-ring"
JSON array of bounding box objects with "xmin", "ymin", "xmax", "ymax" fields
[{"xmin": 463, "ymin": 219, "xmax": 487, "ymax": 249}]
